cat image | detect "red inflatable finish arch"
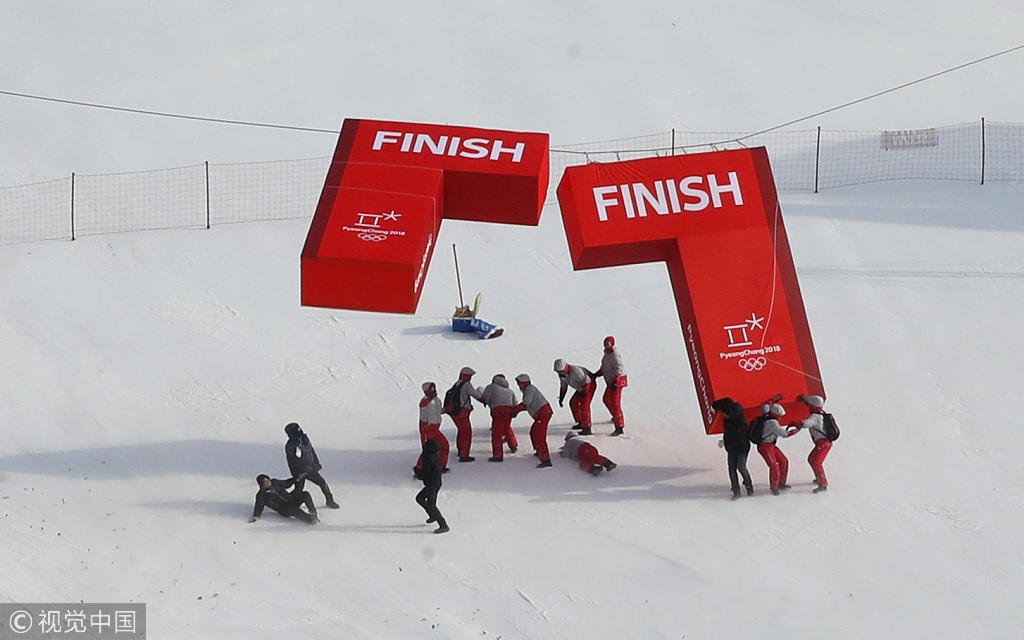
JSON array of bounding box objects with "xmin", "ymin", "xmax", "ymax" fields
[
  {"xmin": 302, "ymin": 119, "xmax": 549, "ymax": 313},
  {"xmin": 557, "ymin": 148, "xmax": 825, "ymax": 433}
]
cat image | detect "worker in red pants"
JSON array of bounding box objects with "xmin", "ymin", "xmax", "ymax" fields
[
  {"xmin": 512, "ymin": 374, "xmax": 554, "ymax": 468},
  {"xmin": 754, "ymin": 403, "xmax": 799, "ymax": 495},
  {"xmin": 593, "ymin": 335, "xmax": 627, "ymax": 436},
  {"xmin": 480, "ymin": 374, "xmax": 519, "ymax": 461},
  {"xmin": 791, "ymin": 394, "xmax": 832, "ymax": 493},
  {"xmin": 414, "ymin": 382, "xmax": 449, "ymax": 474},
  {"xmin": 554, "ymin": 358, "xmax": 597, "ymax": 435},
  {"xmin": 560, "ymin": 432, "xmax": 617, "ymax": 476},
  {"xmin": 442, "ymin": 366, "xmax": 484, "ymax": 462}
]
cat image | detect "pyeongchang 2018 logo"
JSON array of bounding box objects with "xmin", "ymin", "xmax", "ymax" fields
[
  {"xmin": 718, "ymin": 311, "xmax": 783, "ymax": 373},
  {"xmin": 342, "ymin": 210, "xmax": 406, "ymax": 242},
  {"xmin": 591, "ymin": 172, "xmax": 744, "ymax": 222}
]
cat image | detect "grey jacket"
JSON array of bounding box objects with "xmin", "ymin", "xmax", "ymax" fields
[
  {"xmin": 761, "ymin": 418, "xmax": 795, "ymax": 444},
  {"xmin": 560, "ymin": 437, "xmax": 585, "ymax": 458},
  {"xmin": 796, "ymin": 412, "xmax": 827, "ymax": 442},
  {"xmin": 456, "ymin": 379, "xmax": 483, "ymax": 410},
  {"xmin": 559, "ymin": 365, "xmax": 594, "ymax": 395},
  {"xmin": 598, "ymin": 349, "xmax": 624, "ymax": 384},
  {"xmin": 517, "ymin": 384, "xmax": 550, "ymax": 418},
  {"xmin": 481, "ymin": 375, "xmax": 517, "ymax": 410},
  {"xmin": 419, "ymin": 395, "xmax": 442, "ymax": 424}
]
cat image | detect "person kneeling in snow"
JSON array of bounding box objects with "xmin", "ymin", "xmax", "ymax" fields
[
  {"xmin": 560, "ymin": 432, "xmax": 617, "ymax": 476},
  {"xmin": 249, "ymin": 474, "xmax": 319, "ymax": 524}
]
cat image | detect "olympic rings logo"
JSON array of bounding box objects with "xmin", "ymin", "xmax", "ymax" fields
[
  {"xmin": 738, "ymin": 357, "xmax": 767, "ymax": 371},
  {"xmin": 358, "ymin": 232, "xmax": 387, "ymax": 242}
]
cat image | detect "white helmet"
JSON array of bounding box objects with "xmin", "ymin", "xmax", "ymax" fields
[{"xmin": 553, "ymin": 358, "xmax": 567, "ymax": 372}]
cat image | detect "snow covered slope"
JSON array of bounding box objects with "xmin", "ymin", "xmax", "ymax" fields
[{"xmin": 2, "ymin": 179, "xmax": 1023, "ymax": 638}]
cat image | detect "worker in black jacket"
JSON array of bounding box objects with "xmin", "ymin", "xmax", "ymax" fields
[
  {"xmin": 712, "ymin": 397, "xmax": 754, "ymax": 499},
  {"xmin": 284, "ymin": 422, "xmax": 339, "ymax": 509},
  {"xmin": 415, "ymin": 438, "xmax": 449, "ymax": 534},
  {"xmin": 249, "ymin": 474, "xmax": 319, "ymax": 524}
]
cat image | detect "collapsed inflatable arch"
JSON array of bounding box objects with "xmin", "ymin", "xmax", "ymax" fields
[
  {"xmin": 557, "ymin": 149, "xmax": 825, "ymax": 432},
  {"xmin": 302, "ymin": 119, "xmax": 549, "ymax": 313}
]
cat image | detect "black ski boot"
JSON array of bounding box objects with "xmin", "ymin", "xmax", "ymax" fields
[
  {"xmin": 488, "ymin": 456, "xmax": 503, "ymax": 462},
  {"xmin": 434, "ymin": 520, "xmax": 450, "ymax": 534},
  {"xmin": 732, "ymin": 488, "xmax": 741, "ymax": 500},
  {"xmin": 745, "ymin": 484, "xmax": 754, "ymax": 496},
  {"xmin": 458, "ymin": 456, "xmax": 475, "ymax": 463},
  {"xmin": 589, "ymin": 464, "xmax": 603, "ymax": 477},
  {"xmin": 603, "ymin": 461, "xmax": 617, "ymax": 472},
  {"xmin": 579, "ymin": 427, "xmax": 592, "ymax": 436},
  {"xmin": 813, "ymin": 485, "xmax": 828, "ymax": 494},
  {"xmin": 610, "ymin": 427, "xmax": 624, "ymax": 436},
  {"xmin": 536, "ymin": 460, "xmax": 552, "ymax": 468},
  {"xmin": 325, "ymin": 498, "xmax": 340, "ymax": 509}
]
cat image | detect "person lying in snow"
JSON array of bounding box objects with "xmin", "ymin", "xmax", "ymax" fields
[{"xmin": 559, "ymin": 432, "xmax": 617, "ymax": 476}]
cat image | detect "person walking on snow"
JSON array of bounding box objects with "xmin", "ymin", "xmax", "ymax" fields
[
  {"xmin": 593, "ymin": 335, "xmax": 627, "ymax": 436},
  {"xmin": 414, "ymin": 382, "xmax": 450, "ymax": 475},
  {"xmin": 712, "ymin": 397, "xmax": 754, "ymax": 499},
  {"xmin": 480, "ymin": 374, "xmax": 519, "ymax": 462},
  {"xmin": 442, "ymin": 366, "xmax": 484, "ymax": 462},
  {"xmin": 560, "ymin": 432, "xmax": 617, "ymax": 476},
  {"xmin": 554, "ymin": 358, "xmax": 597, "ymax": 435},
  {"xmin": 791, "ymin": 394, "xmax": 832, "ymax": 493},
  {"xmin": 284, "ymin": 422, "xmax": 339, "ymax": 509},
  {"xmin": 755, "ymin": 403, "xmax": 799, "ymax": 495},
  {"xmin": 249, "ymin": 474, "xmax": 319, "ymax": 524},
  {"xmin": 512, "ymin": 374, "xmax": 554, "ymax": 468},
  {"xmin": 415, "ymin": 438, "xmax": 449, "ymax": 534}
]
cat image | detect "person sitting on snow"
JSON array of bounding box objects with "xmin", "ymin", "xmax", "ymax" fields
[
  {"xmin": 249, "ymin": 474, "xmax": 319, "ymax": 524},
  {"xmin": 560, "ymin": 432, "xmax": 617, "ymax": 476}
]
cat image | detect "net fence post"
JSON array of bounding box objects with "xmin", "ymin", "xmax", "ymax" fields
[
  {"xmin": 813, "ymin": 126, "xmax": 821, "ymax": 193},
  {"xmin": 205, "ymin": 160, "xmax": 211, "ymax": 228},
  {"xmin": 70, "ymin": 172, "xmax": 76, "ymax": 240},
  {"xmin": 980, "ymin": 117, "xmax": 986, "ymax": 185}
]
